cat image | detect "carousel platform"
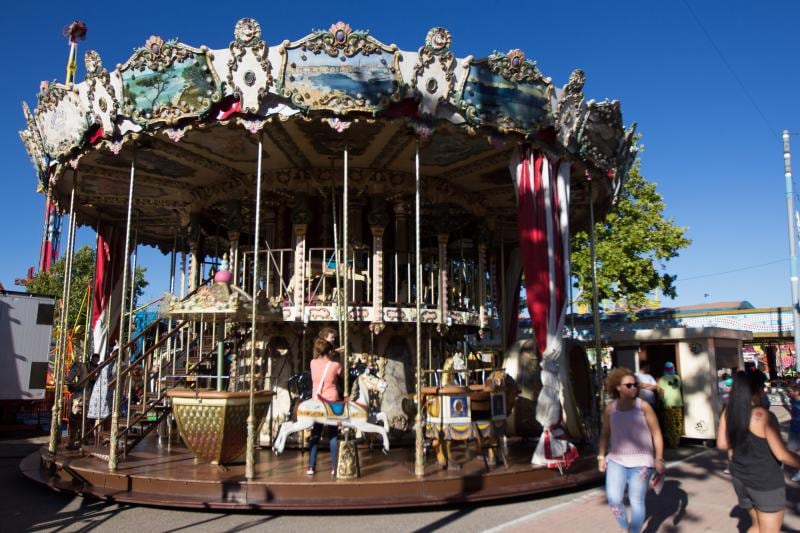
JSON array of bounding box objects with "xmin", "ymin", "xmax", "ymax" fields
[{"xmin": 21, "ymin": 435, "xmax": 601, "ymax": 510}]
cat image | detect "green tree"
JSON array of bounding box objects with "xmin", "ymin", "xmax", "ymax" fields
[
  {"xmin": 570, "ymin": 161, "xmax": 691, "ymax": 311},
  {"xmin": 25, "ymin": 245, "xmax": 149, "ymax": 333}
]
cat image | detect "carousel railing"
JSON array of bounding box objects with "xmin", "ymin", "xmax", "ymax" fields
[
  {"xmin": 306, "ymin": 247, "xmax": 372, "ymax": 305},
  {"xmin": 385, "ymin": 251, "xmax": 439, "ymax": 306},
  {"xmin": 240, "ymin": 248, "xmax": 294, "ymax": 305},
  {"xmin": 77, "ymin": 319, "xmax": 188, "ymax": 455},
  {"xmin": 447, "ymin": 257, "xmax": 479, "ymax": 312}
]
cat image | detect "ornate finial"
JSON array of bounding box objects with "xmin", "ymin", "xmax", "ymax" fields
[
  {"xmin": 565, "ymin": 69, "xmax": 585, "ymax": 96},
  {"xmin": 507, "ymin": 49, "xmax": 525, "ymax": 70},
  {"xmin": 425, "ymin": 27, "xmax": 451, "ymax": 54},
  {"xmin": 84, "ymin": 50, "xmax": 104, "ymax": 77},
  {"xmin": 144, "ymin": 35, "xmax": 165, "ymax": 56},
  {"xmin": 63, "ymin": 21, "xmax": 87, "ymax": 44},
  {"xmin": 329, "ymin": 21, "xmax": 352, "ymax": 45},
  {"xmin": 234, "ymin": 18, "xmax": 262, "ymax": 46},
  {"xmin": 214, "ymin": 253, "xmax": 233, "ymax": 285}
]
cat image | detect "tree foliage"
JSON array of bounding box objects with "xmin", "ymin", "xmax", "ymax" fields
[
  {"xmin": 25, "ymin": 245, "xmax": 148, "ymax": 332},
  {"xmin": 570, "ymin": 161, "xmax": 691, "ymax": 311}
]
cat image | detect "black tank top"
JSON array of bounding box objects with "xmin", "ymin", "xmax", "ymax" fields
[{"xmin": 730, "ymin": 432, "xmax": 783, "ymax": 490}]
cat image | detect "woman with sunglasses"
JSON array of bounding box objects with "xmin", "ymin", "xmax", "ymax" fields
[
  {"xmin": 598, "ymin": 367, "xmax": 665, "ymax": 533},
  {"xmin": 717, "ymin": 371, "xmax": 800, "ymax": 533}
]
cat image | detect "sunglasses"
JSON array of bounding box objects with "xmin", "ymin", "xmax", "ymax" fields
[{"xmin": 622, "ymin": 382, "xmax": 638, "ymax": 389}]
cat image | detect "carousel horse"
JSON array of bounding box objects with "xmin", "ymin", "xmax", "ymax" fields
[{"xmin": 273, "ymin": 367, "xmax": 390, "ymax": 454}]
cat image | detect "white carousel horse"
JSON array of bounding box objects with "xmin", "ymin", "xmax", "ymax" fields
[{"xmin": 273, "ymin": 368, "xmax": 390, "ymax": 454}]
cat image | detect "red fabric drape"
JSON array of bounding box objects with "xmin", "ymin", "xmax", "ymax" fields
[
  {"xmin": 92, "ymin": 226, "xmax": 124, "ymax": 357},
  {"xmin": 516, "ymin": 147, "xmax": 569, "ymax": 355}
]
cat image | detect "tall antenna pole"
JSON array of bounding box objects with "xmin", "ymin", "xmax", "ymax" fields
[{"xmin": 782, "ymin": 130, "xmax": 800, "ymax": 372}]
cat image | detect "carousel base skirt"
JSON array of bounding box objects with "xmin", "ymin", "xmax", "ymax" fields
[{"xmin": 21, "ymin": 436, "xmax": 601, "ymax": 510}]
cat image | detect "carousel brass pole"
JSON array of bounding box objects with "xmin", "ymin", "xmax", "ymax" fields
[
  {"xmin": 48, "ymin": 178, "xmax": 77, "ymax": 456},
  {"xmin": 414, "ymin": 139, "xmax": 425, "ymax": 477},
  {"xmin": 331, "ymin": 176, "xmax": 343, "ymax": 345},
  {"xmin": 337, "ymin": 146, "xmax": 360, "ymax": 480},
  {"xmin": 342, "ymin": 146, "xmax": 349, "ymax": 401},
  {"xmin": 246, "ymin": 133, "xmax": 264, "ymax": 481},
  {"xmin": 109, "ymin": 147, "xmax": 136, "ymax": 472}
]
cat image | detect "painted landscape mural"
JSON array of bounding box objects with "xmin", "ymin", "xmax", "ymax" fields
[
  {"xmin": 283, "ymin": 48, "xmax": 398, "ymax": 110},
  {"xmin": 462, "ymin": 64, "xmax": 548, "ymax": 129},
  {"xmin": 122, "ymin": 55, "xmax": 216, "ymax": 120}
]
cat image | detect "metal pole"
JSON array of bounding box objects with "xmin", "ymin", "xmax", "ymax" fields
[
  {"xmin": 587, "ymin": 175, "xmax": 604, "ymax": 415},
  {"xmin": 47, "ymin": 180, "xmax": 77, "ymax": 456},
  {"xmin": 783, "ymin": 131, "xmax": 800, "ymax": 372},
  {"xmin": 414, "ymin": 140, "xmax": 424, "ymax": 477},
  {"xmin": 331, "ymin": 177, "xmax": 342, "ymax": 344},
  {"xmin": 109, "ymin": 148, "xmax": 136, "ymax": 471},
  {"xmin": 246, "ymin": 133, "xmax": 264, "ymax": 480},
  {"xmin": 343, "ymin": 147, "xmax": 349, "ymax": 398}
]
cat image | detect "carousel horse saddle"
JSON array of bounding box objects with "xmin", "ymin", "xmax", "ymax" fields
[{"xmin": 320, "ymin": 399, "xmax": 347, "ymax": 417}]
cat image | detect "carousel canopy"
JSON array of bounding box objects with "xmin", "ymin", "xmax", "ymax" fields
[{"xmin": 20, "ymin": 20, "xmax": 636, "ymax": 252}]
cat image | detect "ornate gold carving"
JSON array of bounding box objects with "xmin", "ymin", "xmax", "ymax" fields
[
  {"xmin": 336, "ymin": 438, "xmax": 360, "ymax": 479},
  {"xmin": 412, "ymin": 27, "xmax": 456, "ymax": 97},
  {"xmin": 301, "ymin": 22, "xmax": 385, "ymax": 58},
  {"xmin": 228, "ymin": 18, "xmax": 273, "ymax": 112},
  {"xmin": 34, "ymin": 82, "xmax": 89, "ymax": 160},
  {"xmin": 19, "ymin": 102, "xmax": 47, "ymax": 182},
  {"xmin": 487, "ymin": 49, "xmax": 547, "ymax": 85},
  {"xmin": 555, "ymin": 69, "xmax": 587, "ymax": 155}
]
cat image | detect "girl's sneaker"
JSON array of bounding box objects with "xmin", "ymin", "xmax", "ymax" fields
[
  {"xmin": 306, "ymin": 466, "xmax": 315, "ymax": 476},
  {"xmin": 791, "ymin": 471, "xmax": 800, "ymax": 482}
]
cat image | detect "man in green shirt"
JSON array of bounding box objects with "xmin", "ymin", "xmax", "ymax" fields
[{"xmin": 658, "ymin": 361, "xmax": 683, "ymax": 447}]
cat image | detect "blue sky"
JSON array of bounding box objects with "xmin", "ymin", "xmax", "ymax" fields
[{"xmin": 3, "ymin": 1, "xmax": 799, "ymax": 309}]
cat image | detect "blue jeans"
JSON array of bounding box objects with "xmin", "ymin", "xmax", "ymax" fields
[
  {"xmin": 605, "ymin": 459, "xmax": 653, "ymax": 533},
  {"xmin": 308, "ymin": 423, "xmax": 338, "ymax": 470}
]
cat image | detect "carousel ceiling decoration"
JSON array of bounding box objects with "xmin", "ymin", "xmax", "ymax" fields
[
  {"xmin": 276, "ymin": 22, "xmax": 403, "ymax": 114},
  {"xmin": 119, "ymin": 36, "xmax": 222, "ymax": 127},
  {"xmin": 19, "ymin": 19, "xmax": 637, "ymax": 249}
]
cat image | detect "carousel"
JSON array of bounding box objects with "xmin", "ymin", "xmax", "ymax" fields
[{"xmin": 19, "ymin": 19, "xmax": 636, "ymax": 509}]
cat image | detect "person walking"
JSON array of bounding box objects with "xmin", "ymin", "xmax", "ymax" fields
[
  {"xmin": 598, "ymin": 367, "xmax": 665, "ymax": 533},
  {"xmin": 717, "ymin": 371, "xmax": 800, "ymax": 533},
  {"xmin": 658, "ymin": 361, "xmax": 683, "ymax": 448},
  {"xmin": 307, "ymin": 337, "xmax": 342, "ymax": 476}
]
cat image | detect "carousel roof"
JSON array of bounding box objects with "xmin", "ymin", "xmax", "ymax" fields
[{"xmin": 20, "ymin": 20, "xmax": 636, "ymax": 251}]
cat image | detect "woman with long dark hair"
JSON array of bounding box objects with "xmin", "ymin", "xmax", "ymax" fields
[
  {"xmin": 718, "ymin": 370, "xmax": 800, "ymax": 533},
  {"xmin": 598, "ymin": 367, "xmax": 665, "ymax": 533}
]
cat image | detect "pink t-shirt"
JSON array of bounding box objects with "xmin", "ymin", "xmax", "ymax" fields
[
  {"xmin": 310, "ymin": 357, "xmax": 342, "ymax": 402},
  {"xmin": 607, "ymin": 398, "xmax": 655, "ymax": 468}
]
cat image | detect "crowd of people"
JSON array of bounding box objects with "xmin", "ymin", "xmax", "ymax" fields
[{"xmin": 599, "ymin": 361, "xmax": 800, "ymax": 533}]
